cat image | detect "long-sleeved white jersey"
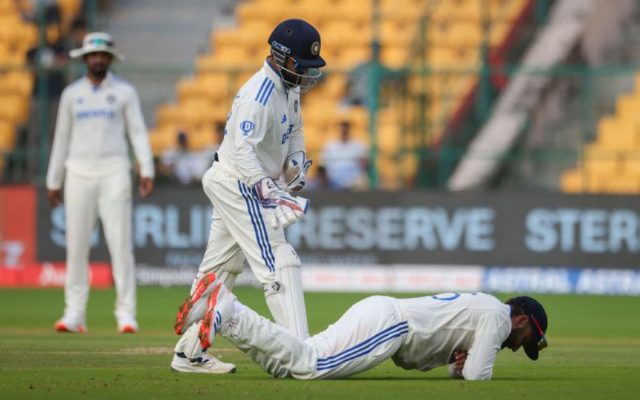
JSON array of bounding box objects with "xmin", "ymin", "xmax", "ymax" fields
[
  {"xmin": 46, "ymin": 72, "xmax": 154, "ymax": 190},
  {"xmin": 392, "ymin": 292, "xmax": 512, "ymax": 381},
  {"xmin": 216, "ymin": 60, "xmax": 305, "ymax": 187}
]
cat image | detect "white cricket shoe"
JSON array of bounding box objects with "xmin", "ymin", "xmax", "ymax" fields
[
  {"xmin": 174, "ymin": 271, "xmax": 219, "ymax": 335},
  {"xmin": 198, "ymin": 283, "xmax": 236, "ymax": 351},
  {"xmin": 117, "ymin": 317, "xmax": 139, "ymax": 334},
  {"xmin": 54, "ymin": 314, "xmax": 86, "ymax": 333},
  {"xmin": 170, "ymin": 351, "xmax": 236, "ymax": 374}
]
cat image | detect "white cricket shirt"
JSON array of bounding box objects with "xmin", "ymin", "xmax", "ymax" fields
[
  {"xmin": 46, "ymin": 72, "xmax": 154, "ymax": 189},
  {"xmin": 393, "ymin": 292, "xmax": 512, "ymax": 381},
  {"xmin": 216, "ymin": 60, "xmax": 305, "ymax": 187}
]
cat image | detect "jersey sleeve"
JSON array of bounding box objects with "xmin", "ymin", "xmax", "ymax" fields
[
  {"xmin": 124, "ymin": 86, "xmax": 154, "ymax": 178},
  {"xmin": 461, "ymin": 312, "xmax": 511, "ymax": 381},
  {"xmin": 287, "ymin": 97, "xmax": 305, "ymax": 156},
  {"xmin": 46, "ymin": 88, "xmax": 73, "ymax": 190},
  {"xmin": 232, "ymin": 101, "xmax": 272, "ymax": 186}
]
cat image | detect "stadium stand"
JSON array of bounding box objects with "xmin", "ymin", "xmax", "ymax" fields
[
  {"xmin": 561, "ymin": 77, "xmax": 640, "ymax": 194},
  {"xmin": 0, "ymin": 0, "xmax": 38, "ymax": 172},
  {"xmin": 149, "ymin": 0, "xmax": 530, "ymax": 189},
  {"xmin": 0, "ymin": 0, "xmax": 82, "ymax": 175}
]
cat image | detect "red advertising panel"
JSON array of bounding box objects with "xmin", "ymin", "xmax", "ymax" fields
[
  {"xmin": 0, "ymin": 186, "xmax": 36, "ymax": 267},
  {"xmin": 0, "ymin": 263, "xmax": 113, "ymax": 288}
]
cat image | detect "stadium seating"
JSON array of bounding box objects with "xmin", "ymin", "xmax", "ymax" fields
[
  {"xmin": 561, "ymin": 84, "xmax": 640, "ymax": 194},
  {"xmin": 0, "ymin": 0, "xmax": 82, "ymax": 175},
  {"xmin": 150, "ymin": 0, "xmax": 529, "ymax": 188},
  {"xmin": 0, "ymin": 0, "xmax": 39, "ymax": 172}
]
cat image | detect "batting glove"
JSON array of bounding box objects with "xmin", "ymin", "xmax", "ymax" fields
[
  {"xmin": 282, "ymin": 151, "xmax": 312, "ymax": 192},
  {"xmin": 254, "ymin": 177, "xmax": 307, "ymax": 229}
]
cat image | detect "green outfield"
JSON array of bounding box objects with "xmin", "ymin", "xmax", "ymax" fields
[{"xmin": 0, "ymin": 287, "xmax": 638, "ymax": 400}]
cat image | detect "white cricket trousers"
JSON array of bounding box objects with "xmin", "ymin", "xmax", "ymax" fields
[
  {"xmin": 63, "ymin": 168, "xmax": 136, "ymax": 321},
  {"xmin": 222, "ymin": 295, "xmax": 409, "ymax": 379},
  {"xmin": 192, "ymin": 164, "xmax": 308, "ymax": 337}
]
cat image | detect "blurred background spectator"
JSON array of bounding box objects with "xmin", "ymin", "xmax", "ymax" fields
[
  {"xmin": 159, "ymin": 129, "xmax": 211, "ymax": 186},
  {"xmin": 321, "ymin": 121, "xmax": 369, "ymax": 190}
]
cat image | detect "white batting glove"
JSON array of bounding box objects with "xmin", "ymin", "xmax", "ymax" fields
[
  {"xmin": 253, "ymin": 177, "xmax": 307, "ymax": 229},
  {"xmin": 282, "ymin": 151, "xmax": 312, "ymax": 192}
]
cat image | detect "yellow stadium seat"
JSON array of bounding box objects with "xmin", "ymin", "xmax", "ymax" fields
[
  {"xmin": 149, "ymin": 128, "xmax": 175, "ymax": 155},
  {"xmin": 0, "ymin": 121, "xmax": 16, "ymax": 152},
  {"xmin": 432, "ymin": 0, "xmax": 482, "ymax": 23},
  {"xmin": 621, "ymin": 153, "xmax": 640, "ymax": 175},
  {"xmin": 378, "ymin": 122, "xmax": 401, "ymax": 154},
  {"xmin": 560, "ymin": 169, "xmax": 586, "ymax": 193},
  {"xmin": 583, "ymin": 144, "xmax": 622, "ymax": 176}
]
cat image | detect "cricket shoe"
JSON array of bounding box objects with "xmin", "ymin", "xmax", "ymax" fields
[
  {"xmin": 54, "ymin": 315, "xmax": 86, "ymax": 333},
  {"xmin": 198, "ymin": 283, "xmax": 235, "ymax": 351},
  {"xmin": 170, "ymin": 351, "xmax": 236, "ymax": 374},
  {"xmin": 174, "ymin": 271, "xmax": 219, "ymax": 335},
  {"xmin": 118, "ymin": 317, "xmax": 139, "ymax": 334}
]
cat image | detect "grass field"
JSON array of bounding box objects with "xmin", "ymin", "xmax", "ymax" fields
[{"xmin": 1, "ymin": 287, "xmax": 639, "ymax": 400}]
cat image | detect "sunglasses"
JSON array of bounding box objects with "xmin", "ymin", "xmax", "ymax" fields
[{"xmin": 530, "ymin": 315, "xmax": 548, "ymax": 351}]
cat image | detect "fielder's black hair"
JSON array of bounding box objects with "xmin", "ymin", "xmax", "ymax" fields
[{"xmin": 505, "ymin": 298, "xmax": 525, "ymax": 317}]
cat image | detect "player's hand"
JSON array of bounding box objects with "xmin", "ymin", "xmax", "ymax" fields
[
  {"xmin": 283, "ymin": 151, "xmax": 312, "ymax": 192},
  {"xmin": 47, "ymin": 189, "xmax": 62, "ymax": 207},
  {"xmin": 139, "ymin": 177, "xmax": 154, "ymax": 198},
  {"xmin": 453, "ymin": 350, "xmax": 468, "ymax": 375},
  {"xmin": 253, "ymin": 177, "xmax": 306, "ymax": 229}
]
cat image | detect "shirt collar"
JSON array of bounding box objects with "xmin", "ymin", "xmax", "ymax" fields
[{"xmin": 262, "ymin": 59, "xmax": 286, "ymax": 93}]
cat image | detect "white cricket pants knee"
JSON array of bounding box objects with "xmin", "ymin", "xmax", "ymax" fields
[
  {"xmin": 64, "ymin": 169, "xmax": 136, "ymax": 319},
  {"xmin": 223, "ymin": 295, "xmax": 408, "ymax": 380},
  {"xmin": 196, "ymin": 165, "xmax": 308, "ymax": 337}
]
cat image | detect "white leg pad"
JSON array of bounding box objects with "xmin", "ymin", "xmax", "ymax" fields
[{"xmin": 264, "ymin": 244, "xmax": 309, "ymax": 339}]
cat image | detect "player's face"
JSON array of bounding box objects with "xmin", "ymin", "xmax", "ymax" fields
[
  {"xmin": 279, "ymin": 57, "xmax": 321, "ymax": 93},
  {"xmin": 84, "ymin": 52, "xmax": 113, "ymax": 79},
  {"xmin": 502, "ymin": 316, "xmax": 535, "ymax": 352}
]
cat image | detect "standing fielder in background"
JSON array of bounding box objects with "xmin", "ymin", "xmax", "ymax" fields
[
  {"xmin": 46, "ymin": 32, "xmax": 154, "ymax": 334},
  {"xmin": 171, "ymin": 19, "xmax": 325, "ymax": 374},
  {"xmin": 179, "ymin": 282, "xmax": 549, "ymax": 380}
]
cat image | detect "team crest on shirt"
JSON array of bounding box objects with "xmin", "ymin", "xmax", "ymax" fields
[
  {"xmin": 294, "ymin": 99, "xmax": 298, "ymax": 113},
  {"xmin": 76, "ymin": 97, "xmax": 84, "ymax": 104},
  {"xmin": 240, "ymin": 120, "xmax": 255, "ymax": 136},
  {"xmin": 106, "ymin": 94, "xmax": 117, "ymax": 104}
]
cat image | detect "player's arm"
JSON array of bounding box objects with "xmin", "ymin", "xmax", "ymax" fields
[
  {"xmin": 447, "ymin": 350, "xmax": 468, "ymax": 379},
  {"xmin": 46, "ymin": 89, "xmax": 73, "ymax": 206},
  {"xmin": 232, "ymin": 101, "xmax": 272, "ymax": 186},
  {"xmin": 460, "ymin": 313, "xmax": 511, "ymax": 381},
  {"xmin": 124, "ymin": 86, "xmax": 154, "ymax": 197},
  {"xmin": 233, "ymin": 102, "xmax": 306, "ymax": 229}
]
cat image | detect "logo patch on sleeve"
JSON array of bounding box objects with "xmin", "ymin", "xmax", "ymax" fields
[{"xmin": 240, "ymin": 120, "xmax": 255, "ymax": 136}]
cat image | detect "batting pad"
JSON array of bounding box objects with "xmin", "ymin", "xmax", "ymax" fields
[{"xmin": 264, "ymin": 244, "xmax": 309, "ymax": 339}]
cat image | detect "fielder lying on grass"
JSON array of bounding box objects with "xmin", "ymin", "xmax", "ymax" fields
[{"xmin": 172, "ymin": 272, "xmax": 548, "ymax": 380}]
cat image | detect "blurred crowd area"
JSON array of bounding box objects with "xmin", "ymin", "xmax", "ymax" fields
[{"xmin": 2, "ymin": 0, "xmax": 640, "ymax": 193}]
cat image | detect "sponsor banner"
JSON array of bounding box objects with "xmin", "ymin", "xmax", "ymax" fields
[
  {"xmin": 37, "ymin": 188, "xmax": 640, "ymax": 268},
  {"xmin": 134, "ymin": 263, "xmax": 483, "ymax": 293},
  {"xmin": 301, "ymin": 264, "xmax": 483, "ymax": 292},
  {"xmin": 1, "ymin": 186, "xmax": 36, "ymax": 267},
  {"xmin": 0, "ymin": 263, "xmax": 112, "ymax": 288},
  {"xmin": 133, "ymin": 264, "xmax": 640, "ymax": 295},
  {"xmin": 134, "ymin": 265, "xmax": 261, "ymax": 288},
  {"xmin": 483, "ymin": 267, "xmax": 640, "ymax": 295}
]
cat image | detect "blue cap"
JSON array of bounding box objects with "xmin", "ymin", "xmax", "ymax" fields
[{"xmin": 268, "ymin": 19, "xmax": 326, "ymax": 68}]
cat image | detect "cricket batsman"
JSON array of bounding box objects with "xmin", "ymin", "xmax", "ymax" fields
[
  {"xmin": 46, "ymin": 32, "xmax": 154, "ymax": 334},
  {"xmin": 179, "ymin": 282, "xmax": 549, "ymax": 380},
  {"xmin": 170, "ymin": 19, "xmax": 325, "ymax": 373}
]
